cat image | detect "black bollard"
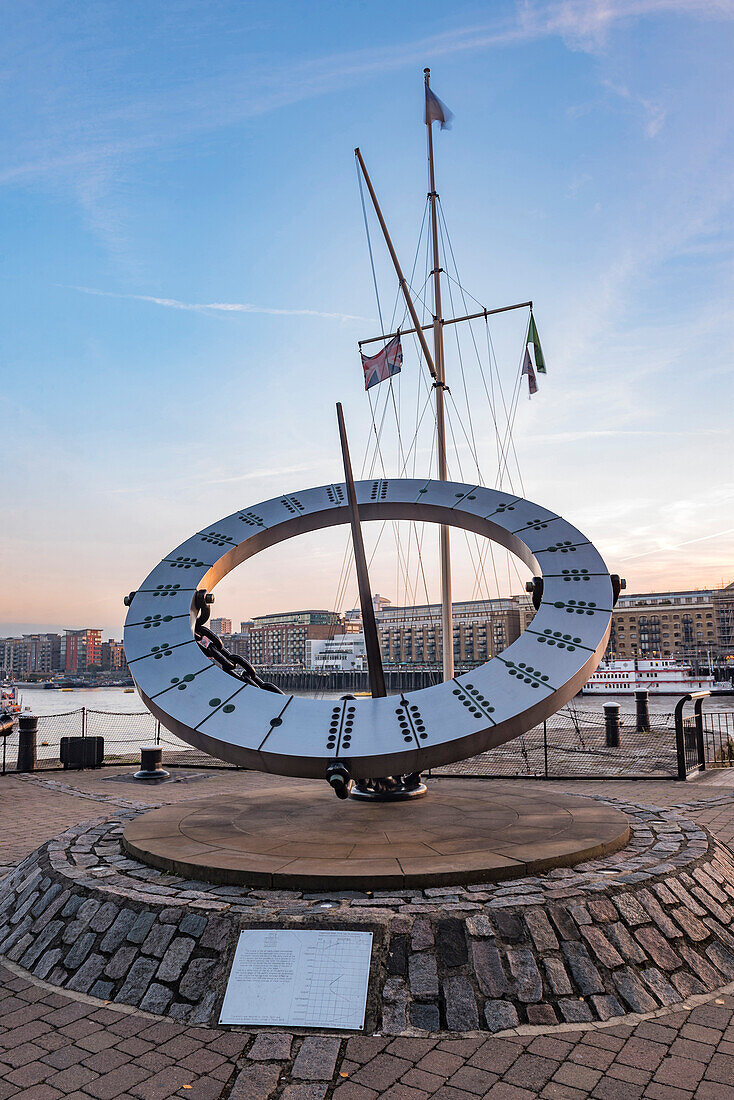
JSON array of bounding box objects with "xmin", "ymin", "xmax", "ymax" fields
[
  {"xmin": 635, "ymin": 689, "xmax": 650, "ymax": 732},
  {"xmin": 604, "ymin": 703, "xmax": 621, "ymax": 748},
  {"xmin": 17, "ymin": 713, "xmax": 38, "ymax": 772},
  {"xmin": 134, "ymin": 745, "xmax": 169, "ymax": 781}
]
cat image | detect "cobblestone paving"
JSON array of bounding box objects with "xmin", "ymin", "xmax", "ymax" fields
[
  {"xmin": 3, "ymin": 769, "xmax": 734, "ymax": 1097},
  {"xmin": 1, "ymin": 959, "xmax": 734, "ymax": 1099},
  {"xmin": 4, "ymin": 785, "xmax": 734, "ymax": 1030}
]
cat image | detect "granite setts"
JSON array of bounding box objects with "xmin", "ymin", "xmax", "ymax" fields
[{"xmin": 2, "ymin": 794, "xmax": 734, "ymax": 1033}]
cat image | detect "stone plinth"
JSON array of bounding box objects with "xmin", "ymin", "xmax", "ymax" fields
[{"xmin": 122, "ymin": 780, "xmax": 630, "ymax": 889}]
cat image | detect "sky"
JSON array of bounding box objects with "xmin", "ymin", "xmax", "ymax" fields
[{"xmin": 2, "ymin": 0, "xmax": 733, "ymax": 639}]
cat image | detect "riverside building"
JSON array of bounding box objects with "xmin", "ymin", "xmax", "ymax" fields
[
  {"xmin": 375, "ymin": 598, "xmax": 521, "ymax": 667},
  {"xmin": 608, "ymin": 590, "xmax": 717, "ymax": 661},
  {"xmin": 0, "ymin": 633, "xmax": 61, "ymax": 676},
  {"xmin": 209, "ymin": 617, "xmax": 232, "ymax": 636},
  {"xmin": 100, "ymin": 640, "xmax": 127, "ymax": 672},
  {"xmin": 308, "ymin": 633, "xmax": 367, "ymax": 671},
  {"xmin": 246, "ymin": 611, "xmax": 343, "ymax": 667},
  {"xmin": 61, "ymin": 629, "xmax": 102, "ymax": 672},
  {"xmin": 714, "ymin": 582, "xmax": 734, "ymax": 661}
]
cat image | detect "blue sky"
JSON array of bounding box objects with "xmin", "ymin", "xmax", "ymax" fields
[{"xmin": 2, "ymin": 0, "xmax": 733, "ymax": 638}]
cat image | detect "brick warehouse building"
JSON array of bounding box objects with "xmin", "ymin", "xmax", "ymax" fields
[
  {"xmin": 375, "ymin": 598, "xmax": 521, "ymax": 667},
  {"xmin": 246, "ymin": 610, "xmax": 343, "ymax": 666},
  {"xmin": 607, "ymin": 589, "xmax": 717, "ymax": 662},
  {"xmin": 216, "ymin": 583, "xmax": 733, "ymax": 671}
]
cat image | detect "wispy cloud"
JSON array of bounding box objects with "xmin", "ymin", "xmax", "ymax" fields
[
  {"xmin": 2, "ymin": 1, "xmax": 731, "ymax": 188},
  {"xmin": 601, "ymin": 79, "xmax": 667, "ymax": 137},
  {"xmin": 105, "ymin": 463, "xmax": 318, "ymax": 495},
  {"xmin": 529, "ymin": 428, "xmax": 722, "ymax": 444},
  {"xmin": 66, "ymin": 285, "xmax": 372, "ymax": 324}
]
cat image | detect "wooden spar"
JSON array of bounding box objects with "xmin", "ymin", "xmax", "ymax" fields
[
  {"xmin": 336, "ymin": 402, "xmax": 387, "ymax": 699},
  {"xmin": 425, "ymin": 67, "xmax": 453, "ymax": 682},
  {"xmin": 354, "ymin": 148, "xmax": 437, "ymax": 381},
  {"xmin": 358, "ymin": 301, "xmax": 533, "ymax": 347}
]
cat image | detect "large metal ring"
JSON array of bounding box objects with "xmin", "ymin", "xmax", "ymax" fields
[{"xmin": 124, "ymin": 479, "xmax": 612, "ymax": 778}]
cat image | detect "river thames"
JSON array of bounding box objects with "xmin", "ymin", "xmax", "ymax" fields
[{"xmin": 14, "ymin": 684, "xmax": 734, "ymax": 718}]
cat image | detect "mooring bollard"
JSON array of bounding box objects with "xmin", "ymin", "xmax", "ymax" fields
[
  {"xmin": 635, "ymin": 689, "xmax": 650, "ymax": 732},
  {"xmin": 17, "ymin": 713, "xmax": 38, "ymax": 772},
  {"xmin": 134, "ymin": 744, "xmax": 170, "ymax": 781},
  {"xmin": 604, "ymin": 703, "xmax": 621, "ymax": 748}
]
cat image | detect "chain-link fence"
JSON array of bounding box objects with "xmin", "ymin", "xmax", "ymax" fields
[
  {"xmin": 431, "ymin": 706, "xmax": 680, "ymax": 780},
  {"xmin": 2, "ymin": 701, "xmax": 733, "ymax": 780},
  {"xmin": 1, "ymin": 708, "xmax": 244, "ymax": 773}
]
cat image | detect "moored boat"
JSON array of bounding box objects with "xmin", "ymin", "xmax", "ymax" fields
[
  {"xmin": 0, "ymin": 686, "xmax": 22, "ymax": 715},
  {"xmin": 581, "ymin": 658, "xmax": 714, "ymax": 695}
]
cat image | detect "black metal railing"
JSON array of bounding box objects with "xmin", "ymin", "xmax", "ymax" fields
[
  {"xmin": 1, "ymin": 692, "xmax": 732, "ymax": 781},
  {"xmin": 674, "ymin": 693, "xmax": 707, "ymax": 779},
  {"xmin": 702, "ymin": 710, "xmax": 734, "ymax": 767},
  {"xmin": 672, "ymin": 691, "xmax": 734, "ymax": 777}
]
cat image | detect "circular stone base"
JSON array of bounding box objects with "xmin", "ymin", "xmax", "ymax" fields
[{"xmin": 122, "ymin": 779, "xmax": 630, "ymax": 889}]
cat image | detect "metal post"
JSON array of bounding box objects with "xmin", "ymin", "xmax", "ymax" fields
[
  {"xmin": 353, "ymin": 148, "xmax": 437, "ymax": 380},
  {"xmin": 336, "ymin": 402, "xmax": 386, "ymax": 699},
  {"xmin": 694, "ymin": 696, "xmax": 706, "ymax": 771},
  {"xmin": 674, "ymin": 695, "xmax": 688, "ymax": 780},
  {"xmin": 635, "ymin": 690, "xmax": 650, "ymax": 732},
  {"xmin": 82, "ymin": 706, "xmax": 86, "ymax": 739},
  {"xmin": 543, "ymin": 720, "xmax": 548, "ymax": 778},
  {"xmin": 17, "ymin": 713, "xmax": 38, "ymax": 773},
  {"xmin": 674, "ymin": 691, "xmax": 710, "ymax": 779},
  {"xmin": 134, "ymin": 745, "xmax": 169, "ymax": 781},
  {"xmin": 358, "ymin": 300, "xmax": 533, "ymax": 347},
  {"xmin": 603, "ymin": 703, "xmax": 620, "ymax": 748},
  {"xmin": 425, "ymin": 68, "xmax": 453, "ymax": 683}
]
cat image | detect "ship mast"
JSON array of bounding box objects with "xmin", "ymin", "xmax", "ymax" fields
[
  {"xmin": 424, "ymin": 67, "xmax": 453, "ymax": 682},
  {"xmin": 355, "ymin": 70, "xmax": 533, "ymax": 684}
]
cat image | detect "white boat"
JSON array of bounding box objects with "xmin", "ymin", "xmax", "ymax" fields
[{"xmin": 581, "ymin": 658, "xmax": 714, "ymax": 695}]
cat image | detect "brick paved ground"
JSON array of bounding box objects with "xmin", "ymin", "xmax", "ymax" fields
[
  {"xmin": 0, "ymin": 778, "xmax": 109, "ymax": 870},
  {"xmin": 2, "ymin": 767, "xmax": 734, "ymax": 1098}
]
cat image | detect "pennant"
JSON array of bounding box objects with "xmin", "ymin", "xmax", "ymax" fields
[
  {"xmin": 425, "ymin": 85, "xmax": 453, "ymax": 129},
  {"xmin": 527, "ymin": 313, "xmax": 546, "ymax": 374},
  {"xmin": 521, "ymin": 347, "xmax": 538, "ymax": 396},
  {"xmin": 361, "ymin": 333, "xmax": 403, "ymax": 390}
]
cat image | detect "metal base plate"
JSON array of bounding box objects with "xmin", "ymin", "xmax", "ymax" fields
[
  {"xmin": 350, "ymin": 781, "xmax": 429, "ymax": 802},
  {"xmin": 133, "ymin": 768, "xmax": 170, "ymax": 781}
]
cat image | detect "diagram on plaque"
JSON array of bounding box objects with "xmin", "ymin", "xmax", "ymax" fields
[{"xmin": 219, "ymin": 929, "xmax": 373, "ymax": 1030}]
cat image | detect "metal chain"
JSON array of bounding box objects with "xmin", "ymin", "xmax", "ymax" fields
[{"xmin": 193, "ymin": 592, "xmax": 283, "ymax": 695}]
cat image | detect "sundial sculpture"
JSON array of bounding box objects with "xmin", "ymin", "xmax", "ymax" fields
[{"xmin": 124, "ymin": 71, "xmax": 621, "ymax": 800}]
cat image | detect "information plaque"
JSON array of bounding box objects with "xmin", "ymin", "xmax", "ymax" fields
[{"xmin": 219, "ymin": 929, "xmax": 373, "ymax": 1029}]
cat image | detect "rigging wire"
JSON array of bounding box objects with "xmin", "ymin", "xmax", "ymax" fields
[
  {"xmin": 337, "ymin": 188, "xmax": 438, "ymax": 640},
  {"xmin": 437, "ymin": 201, "xmax": 523, "ymax": 496},
  {"xmin": 436, "ymin": 199, "xmax": 524, "ymax": 603},
  {"xmin": 344, "ymin": 157, "xmax": 536, "ymax": 682},
  {"xmin": 435, "ymin": 198, "xmax": 533, "ymax": 603},
  {"xmin": 357, "ymin": 159, "xmax": 384, "ymax": 335}
]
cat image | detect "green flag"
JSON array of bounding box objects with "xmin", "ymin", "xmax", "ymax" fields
[{"xmin": 527, "ymin": 314, "xmax": 546, "ymax": 374}]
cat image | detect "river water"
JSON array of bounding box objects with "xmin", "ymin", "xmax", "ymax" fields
[
  {"xmin": 14, "ymin": 684, "xmax": 734, "ymax": 719},
  {"xmin": 2, "ymin": 683, "xmax": 731, "ymax": 772}
]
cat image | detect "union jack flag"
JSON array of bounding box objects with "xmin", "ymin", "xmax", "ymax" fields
[{"xmin": 361, "ymin": 333, "xmax": 403, "ymax": 390}]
